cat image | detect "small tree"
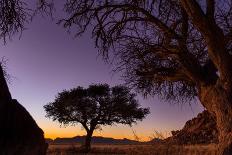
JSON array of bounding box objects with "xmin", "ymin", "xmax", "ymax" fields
[{"xmin": 44, "ymin": 84, "xmax": 149, "ymax": 152}]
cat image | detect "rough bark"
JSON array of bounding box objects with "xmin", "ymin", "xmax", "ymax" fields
[
  {"xmin": 180, "ymin": 1, "xmax": 232, "ymax": 154},
  {"xmin": 0, "ymin": 65, "xmax": 47, "ymax": 155},
  {"xmin": 82, "ymin": 129, "xmax": 94, "ymax": 153},
  {"xmin": 199, "ymin": 83, "xmax": 232, "ymax": 155}
]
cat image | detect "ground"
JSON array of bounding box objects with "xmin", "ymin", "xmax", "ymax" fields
[{"xmin": 47, "ymin": 143, "xmax": 218, "ymax": 155}]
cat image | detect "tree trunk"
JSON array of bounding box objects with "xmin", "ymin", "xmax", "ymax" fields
[
  {"xmin": 199, "ymin": 83, "xmax": 232, "ymax": 155},
  {"xmin": 82, "ymin": 129, "xmax": 94, "ymax": 153}
]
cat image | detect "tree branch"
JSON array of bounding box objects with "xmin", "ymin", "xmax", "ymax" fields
[
  {"xmin": 181, "ymin": 0, "xmax": 232, "ymax": 86},
  {"xmin": 136, "ymin": 66, "xmax": 192, "ymax": 84},
  {"xmin": 180, "ymin": 0, "xmax": 209, "ymax": 33},
  {"xmin": 225, "ymin": 30, "xmax": 232, "ymax": 44},
  {"xmin": 206, "ymin": 0, "xmax": 215, "ymax": 22},
  {"xmin": 81, "ymin": 122, "xmax": 90, "ymax": 132}
]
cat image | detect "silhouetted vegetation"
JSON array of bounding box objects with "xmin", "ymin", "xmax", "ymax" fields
[
  {"xmin": 44, "ymin": 84, "xmax": 149, "ymax": 152},
  {"xmin": 58, "ymin": 1, "xmax": 232, "ymax": 154},
  {"xmin": 1, "ymin": 0, "xmax": 232, "ymax": 154},
  {"xmin": 0, "ymin": 0, "xmax": 52, "ymax": 42}
]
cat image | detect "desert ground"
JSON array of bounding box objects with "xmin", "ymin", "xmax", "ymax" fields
[{"xmin": 47, "ymin": 143, "xmax": 218, "ymax": 155}]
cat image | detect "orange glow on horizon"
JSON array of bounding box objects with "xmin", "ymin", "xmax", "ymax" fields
[
  {"xmin": 39, "ymin": 116, "xmax": 173, "ymax": 142},
  {"xmin": 44, "ymin": 129, "xmax": 168, "ymax": 142},
  {"xmin": 45, "ymin": 132, "xmax": 150, "ymax": 141}
]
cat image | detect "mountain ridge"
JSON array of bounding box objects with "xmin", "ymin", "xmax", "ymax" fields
[{"xmin": 46, "ymin": 136, "xmax": 142, "ymax": 145}]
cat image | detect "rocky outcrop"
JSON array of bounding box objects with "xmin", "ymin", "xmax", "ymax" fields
[
  {"xmin": 167, "ymin": 110, "xmax": 218, "ymax": 144},
  {"xmin": 0, "ymin": 65, "xmax": 47, "ymax": 155},
  {"xmin": 0, "ymin": 99, "xmax": 47, "ymax": 155}
]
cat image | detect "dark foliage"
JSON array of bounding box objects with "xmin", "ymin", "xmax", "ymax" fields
[
  {"xmin": 59, "ymin": 0, "xmax": 232, "ymax": 103},
  {"xmin": 44, "ymin": 84, "xmax": 149, "ymax": 129},
  {"xmin": 44, "ymin": 83, "xmax": 149, "ymax": 152}
]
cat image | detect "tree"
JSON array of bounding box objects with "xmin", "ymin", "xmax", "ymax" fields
[
  {"xmin": 44, "ymin": 84, "xmax": 149, "ymax": 152},
  {"xmin": 59, "ymin": 0, "xmax": 232, "ymax": 154}
]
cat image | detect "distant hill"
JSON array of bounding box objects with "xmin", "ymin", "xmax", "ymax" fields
[
  {"xmin": 46, "ymin": 136, "xmax": 141, "ymax": 145},
  {"xmin": 45, "ymin": 138, "xmax": 53, "ymax": 144},
  {"xmin": 146, "ymin": 138, "xmax": 163, "ymax": 144}
]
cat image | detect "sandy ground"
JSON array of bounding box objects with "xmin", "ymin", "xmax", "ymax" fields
[{"xmin": 47, "ymin": 143, "xmax": 218, "ymax": 155}]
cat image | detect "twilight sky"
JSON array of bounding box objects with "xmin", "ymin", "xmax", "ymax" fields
[{"xmin": 0, "ymin": 8, "xmax": 204, "ymax": 141}]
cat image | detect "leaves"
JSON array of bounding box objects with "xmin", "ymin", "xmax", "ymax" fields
[{"xmin": 44, "ymin": 83, "xmax": 149, "ymax": 131}]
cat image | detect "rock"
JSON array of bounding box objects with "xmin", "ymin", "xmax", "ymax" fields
[
  {"xmin": 166, "ymin": 110, "xmax": 218, "ymax": 144},
  {"xmin": 0, "ymin": 65, "xmax": 47, "ymax": 155},
  {"xmin": 0, "ymin": 99, "xmax": 47, "ymax": 155}
]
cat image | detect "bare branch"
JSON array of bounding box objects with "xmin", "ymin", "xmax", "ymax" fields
[
  {"xmin": 180, "ymin": 0, "xmax": 209, "ymax": 33},
  {"xmin": 206, "ymin": 0, "xmax": 215, "ymax": 22},
  {"xmin": 60, "ymin": 0, "xmax": 232, "ymax": 101}
]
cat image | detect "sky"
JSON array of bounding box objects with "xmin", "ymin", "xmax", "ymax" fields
[{"xmin": 0, "ymin": 7, "xmax": 204, "ymax": 141}]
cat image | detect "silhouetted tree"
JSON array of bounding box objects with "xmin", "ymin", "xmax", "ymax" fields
[
  {"xmin": 44, "ymin": 84, "xmax": 149, "ymax": 152},
  {"xmin": 59, "ymin": 1, "xmax": 232, "ymax": 154}
]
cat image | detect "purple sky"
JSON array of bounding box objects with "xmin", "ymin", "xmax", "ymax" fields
[{"xmin": 0, "ymin": 12, "xmax": 204, "ymax": 140}]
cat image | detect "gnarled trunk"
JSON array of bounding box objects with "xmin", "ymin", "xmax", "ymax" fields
[
  {"xmin": 82, "ymin": 129, "xmax": 94, "ymax": 153},
  {"xmin": 199, "ymin": 83, "xmax": 232, "ymax": 155}
]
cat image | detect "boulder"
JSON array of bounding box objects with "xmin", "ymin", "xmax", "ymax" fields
[
  {"xmin": 0, "ymin": 99, "xmax": 47, "ymax": 155},
  {"xmin": 167, "ymin": 110, "xmax": 218, "ymax": 144},
  {"xmin": 0, "ymin": 65, "xmax": 47, "ymax": 155}
]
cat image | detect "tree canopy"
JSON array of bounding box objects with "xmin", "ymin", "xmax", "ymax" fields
[
  {"xmin": 44, "ymin": 84, "xmax": 149, "ymax": 128},
  {"xmin": 59, "ymin": 1, "xmax": 232, "ymax": 154},
  {"xmin": 2, "ymin": 1, "xmax": 232, "ymax": 103},
  {"xmin": 59, "ymin": 0, "xmax": 232, "ymax": 103},
  {"xmin": 44, "ymin": 84, "xmax": 149, "ymax": 152}
]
